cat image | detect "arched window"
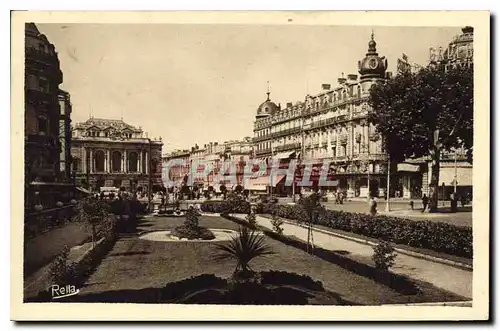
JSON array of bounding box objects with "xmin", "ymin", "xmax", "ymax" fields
[
  {"xmin": 112, "ymin": 151, "xmax": 122, "ymax": 172},
  {"xmin": 128, "ymin": 152, "xmax": 138, "ymax": 172},
  {"xmin": 94, "ymin": 150, "xmax": 105, "ymax": 172}
]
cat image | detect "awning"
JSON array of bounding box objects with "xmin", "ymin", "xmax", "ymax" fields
[
  {"xmin": 397, "ymin": 163, "xmax": 420, "ymax": 172},
  {"xmin": 76, "ymin": 187, "xmax": 91, "ymax": 194},
  {"xmin": 244, "ymin": 175, "xmax": 286, "ymax": 190},
  {"xmin": 438, "ymin": 166, "xmax": 472, "ymax": 186},
  {"xmin": 273, "ymin": 151, "xmax": 295, "ymax": 160}
]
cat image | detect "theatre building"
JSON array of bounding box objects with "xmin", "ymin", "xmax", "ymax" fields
[
  {"xmin": 71, "ymin": 117, "xmax": 163, "ymax": 192},
  {"xmin": 251, "ymin": 32, "xmax": 390, "ymax": 198}
]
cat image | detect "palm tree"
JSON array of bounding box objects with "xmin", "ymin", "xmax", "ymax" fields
[{"xmin": 213, "ymin": 226, "xmax": 273, "ymax": 278}]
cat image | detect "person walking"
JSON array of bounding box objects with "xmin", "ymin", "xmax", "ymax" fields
[
  {"xmin": 421, "ymin": 194, "xmax": 429, "ymax": 213},
  {"xmin": 369, "ymin": 196, "xmax": 377, "ymax": 216}
]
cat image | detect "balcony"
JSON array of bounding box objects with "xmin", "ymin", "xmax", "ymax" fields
[
  {"xmin": 26, "ymin": 47, "xmax": 60, "ymax": 66},
  {"xmin": 275, "ymin": 143, "xmax": 301, "ymax": 152},
  {"xmin": 255, "ymin": 148, "xmax": 272, "ymax": 156},
  {"xmin": 305, "ymin": 115, "xmax": 350, "ymax": 131}
]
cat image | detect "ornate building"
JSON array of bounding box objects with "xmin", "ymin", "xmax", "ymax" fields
[
  {"xmin": 25, "ymin": 23, "xmax": 73, "ymax": 209},
  {"xmin": 252, "ymin": 32, "xmax": 390, "ymax": 198},
  {"xmin": 71, "ymin": 118, "xmax": 163, "ymax": 192}
]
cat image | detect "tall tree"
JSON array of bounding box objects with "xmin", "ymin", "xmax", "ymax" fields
[{"xmin": 368, "ymin": 64, "xmax": 473, "ymax": 212}]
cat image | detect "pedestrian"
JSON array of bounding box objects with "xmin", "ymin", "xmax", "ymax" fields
[
  {"xmin": 409, "ymin": 200, "xmax": 414, "ymax": 210},
  {"xmin": 421, "ymin": 194, "xmax": 429, "ymax": 212},
  {"xmin": 369, "ymin": 196, "xmax": 377, "ymax": 216}
]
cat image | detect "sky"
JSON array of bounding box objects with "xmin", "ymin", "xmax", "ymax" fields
[{"xmin": 36, "ymin": 23, "xmax": 463, "ymax": 152}]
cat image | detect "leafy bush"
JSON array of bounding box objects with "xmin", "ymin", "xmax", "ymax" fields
[
  {"xmin": 49, "ymin": 246, "xmax": 76, "ymax": 286},
  {"xmin": 200, "ymin": 198, "xmax": 251, "ymax": 215},
  {"xmin": 160, "ymin": 274, "xmax": 227, "ymax": 302},
  {"xmin": 246, "ymin": 211, "xmax": 257, "ymax": 229},
  {"xmin": 172, "ymin": 207, "xmax": 215, "ymax": 240},
  {"xmin": 270, "ymin": 215, "xmax": 284, "ymax": 235},
  {"xmin": 260, "ymin": 270, "xmax": 324, "ymax": 291},
  {"xmin": 372, "ymin": 241, "xmax": 397, "ymax": 271},
  {"xmin": 265, "ymin": 204, "xmax": 472, "ymax": 258}
]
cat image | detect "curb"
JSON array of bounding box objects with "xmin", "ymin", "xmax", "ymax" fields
[
  {"xmin": 383, "ymin": 301, "xmax": 473, "ymax": 307},
  {"xmin": 259, "ymin": 215, "xmax": 473, "ymax": 271}
]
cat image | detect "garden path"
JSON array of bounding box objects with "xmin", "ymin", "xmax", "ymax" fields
[{"xmin": 232, "ymin": 214, "xmax": 472, "ymax": 299}]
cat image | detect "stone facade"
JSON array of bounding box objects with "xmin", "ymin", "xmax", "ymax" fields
[
  {"xmin": 253, "ymin": 32, "xmax": 390, "ymax": 198},
  {"xmin": 25, "ymin": 23, "xmax": 73, "ymax": 209},
  {"xmin": 71, "ymin": 118, "xmax": 163, "ymax": 192},
  {"xmin": 162, "ymin": 137, "xmax": 253, "ymax": 190}
]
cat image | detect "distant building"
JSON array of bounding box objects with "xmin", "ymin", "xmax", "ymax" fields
[
  {"xmin": 71, "ymin": 118, "xmax": 163, "ymax": 192},
  {"xmin": 251, "ymin": 32, "xmax": 390, "ymax": 198},
  {"xmin": 161, "ymin": 137, "xmax": 254, "ymax": 191},
  {"xmin": 25, "ymin": 23, "xmax": 73, "ymax": 210}
]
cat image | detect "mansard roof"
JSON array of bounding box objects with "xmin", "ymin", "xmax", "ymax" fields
[{"xmin": 74, "ymin": 117, "xmax": 142, "ymax": 133}]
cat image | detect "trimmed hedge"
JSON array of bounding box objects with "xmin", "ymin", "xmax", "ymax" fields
[
  {"xmin": 202, "ymin": 201, "xmax": 472, "ymax": 258},
  {"xmin": 269, "ymin": 204, "xmax": 472, "ymax": 258},
  {"xmin": 200, "ymin": 199, "xmax": 251, "ymax": 214}
]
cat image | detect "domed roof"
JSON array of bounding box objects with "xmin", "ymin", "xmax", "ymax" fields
[
  {"xmin": 358, "ymin": 31, "xmax": 388, "ymax": 80},
  {"xmin": 256, "ymin": 92, "xmax": 279, "ymax": 117}
]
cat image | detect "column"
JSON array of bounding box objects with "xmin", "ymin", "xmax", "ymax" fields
[
  {"xmin": 89, "ymin": 148, "xmax": 93, "ymax": 173},
  {"xmin": 124, "ymin": 150, "xmax": 128, "ymax": 173},
  {"xmin": 81, "ymin": 147, "xmax": 86, "ymax": 173},
  {"xmin": 365, "ymin": 123, "xmax": 370, "ymax": 154},
  {"xmin": 138, "ymin": 150, "xmax": 143, "ymax": 173},
  {"xmin": 145, "ymin": 151, "xmax": 149, "ymax": 174},
  {"xmin": 106, "ymin": 150, "xmax": 110, "ymax": 173}
]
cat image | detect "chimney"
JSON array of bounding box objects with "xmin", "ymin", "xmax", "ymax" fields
[
  {"xmin": 347, "ymin": 74, "xmax": 358, "ymax": 82},
  {"xmin": 321, "ymin": 84, "xmax": 331, "ymax": 90},
  {"xmin": 286, "ymin": 102, "xmax": 293, "ymax": 108},
  {"xmin": 337, "ymin": 77, "xmax": 347, "ymax": 85}
]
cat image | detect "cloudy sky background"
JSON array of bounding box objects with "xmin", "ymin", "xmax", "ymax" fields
[{"xmin": 37, "ymin": 24, "xmax": 462, "ymax": 152}]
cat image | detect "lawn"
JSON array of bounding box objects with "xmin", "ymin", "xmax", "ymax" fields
[{"xmin": 75, "ymin": 215, "xmax": 467, "ymax": 305}]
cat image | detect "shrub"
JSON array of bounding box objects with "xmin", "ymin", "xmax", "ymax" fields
[
  {"xmin": 260, "ymin": 270, "xmax": 325, "ymax": 291},
  {"xmin": 270, "ymin": 215, "xmax": 284, "ymax": 235},
  {"xmin": 49, "ymin": 246, "xmax": 76, "ymax": 286},
  {"xmin": 372, "ymin": 241, "xmax": 397, "ymax": 271},
  {"xmin": 172, "ymin": 207, "xmax": 215, "ymax": 240},
  {"xmin": 263, "ymin": 204, "xmax": 472, "ymax": 258},
  {"xmin": 246, "ymin": 211, "xmax": 257, "ymax": 229},
  {"xmin": 160, "ymin": 274, "xmax": 227, "ymax": 302},
  {"xmin": 200, "ymin": 199, "xmax": 251, "ymax": 215}
]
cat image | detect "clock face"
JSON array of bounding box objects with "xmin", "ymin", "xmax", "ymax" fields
[{"xmin": 368, "ymin": 58, "xmax": 378, "ymax": 69}]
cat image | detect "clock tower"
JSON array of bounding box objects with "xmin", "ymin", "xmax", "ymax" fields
[{"xmin": 358, "ymin": 31, "xmax": 388, "ymax": 93}]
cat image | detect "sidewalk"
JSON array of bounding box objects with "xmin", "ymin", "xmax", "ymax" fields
[{"xmin": 232, "ymin": 214, "xmax": 472, "ymax": 299}]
